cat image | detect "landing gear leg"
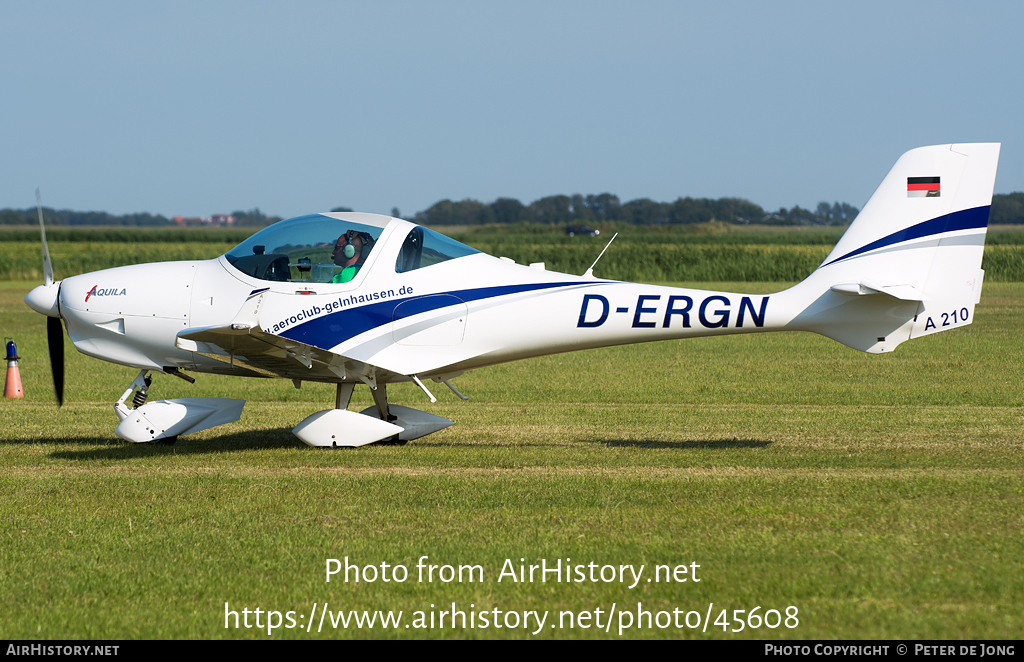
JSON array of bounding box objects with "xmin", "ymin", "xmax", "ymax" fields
[
  {"xmin": 368, "ymin": 383, "xmax": 406, "ymax": 445},
  {"xmin": 114, "ymin": 370, "xmax": 151, "ymax": 421},
  {"xmin": 335, "ymin": 383, "xmax": 354, "ymax": 410}
]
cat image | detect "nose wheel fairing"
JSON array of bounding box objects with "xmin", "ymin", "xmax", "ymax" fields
[
  {"xmin": 111, "ymin": 370, "xmax": 245, "ymax": 444},
  {"xmin": 115, "ymin": 398, "xmax": 246, "ymax": 444}
]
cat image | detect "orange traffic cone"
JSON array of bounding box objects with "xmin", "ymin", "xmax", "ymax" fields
[{"xmin": 5, "ymin": 338, "xmax": 24, "ymax": 398}]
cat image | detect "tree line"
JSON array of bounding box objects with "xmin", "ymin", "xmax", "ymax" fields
[
  {"xmin": 413, "ymin": 194, "xmax": 857, "ymax": 226},
  {"xmin": 3, "ymin": 193, "xmax": 1024, "ymax": 227},
  {"xmin": 0, "ymin": 207, "xmax": 280, "ymax": 227}
]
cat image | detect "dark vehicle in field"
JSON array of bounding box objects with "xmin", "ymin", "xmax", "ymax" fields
[{"xmin": 566, "ymin": 225, "xmax": 600, "ymax": 237}]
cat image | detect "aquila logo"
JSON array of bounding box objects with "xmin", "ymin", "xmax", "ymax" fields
[{"xmin": 85, "ymin": 285, "xmax": 127, "ymax": 302}]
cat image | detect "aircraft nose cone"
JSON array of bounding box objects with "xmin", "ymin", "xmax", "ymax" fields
[{"xmin": 25, "ymin": 282, "xmax": 61, "ymax": 318}]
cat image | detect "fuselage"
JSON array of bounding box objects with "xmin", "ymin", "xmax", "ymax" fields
[{"xmin": 29, "ymin": 213, "xmax": 793, "ymax": 383}]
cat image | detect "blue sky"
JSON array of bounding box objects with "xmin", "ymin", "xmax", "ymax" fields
[{"xmin": 2, "ymin": 1, "xmax": 1021, "ymax": 218}]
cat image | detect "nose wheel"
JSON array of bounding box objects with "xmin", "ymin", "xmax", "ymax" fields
[{"xmin": 112, "ymin": 369, "xmax": 245, "ymax": 444}]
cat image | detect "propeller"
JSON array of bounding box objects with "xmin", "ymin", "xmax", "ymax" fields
[
  {"xmin": 36, "ymin": 189, "xmax": 64, "ymax": 406},
  {"xmin": 47, "ymin": 317, "xmax": 64, "ymax": 406}
]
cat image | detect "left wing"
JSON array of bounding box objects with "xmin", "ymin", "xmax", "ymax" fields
[{"xmin": 176, "ymin": 323, "xmax": 395, "ymax": 387}]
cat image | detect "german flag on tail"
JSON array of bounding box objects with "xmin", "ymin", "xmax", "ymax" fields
[{"xmin": 908, "ymin": 176, "xmax": 940, "ymax": 198}]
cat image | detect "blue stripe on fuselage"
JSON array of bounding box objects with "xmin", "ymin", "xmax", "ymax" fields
[
  {"xmin": 822, "ymin": 205, "xmax": 990, "ymax": 267},
  {"xmin": 278, "ymin": 281, "xmax": 583, "ymax": 349}
]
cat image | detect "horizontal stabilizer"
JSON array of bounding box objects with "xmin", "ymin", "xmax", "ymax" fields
[{"xmin": 830, "ymin": 281, "xmax": 931, "ymax": 301}]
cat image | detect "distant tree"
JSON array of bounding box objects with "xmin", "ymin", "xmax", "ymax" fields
[
  {"xmin": 787, "ymin": 205, "xmax": 818, "ymax": 224},
  {"xmin": 623, "ymin": 198, "xmax": 669, "ymax": 225},
  {"xmin": 813, "ymin": 201, "xmax": 858, "ymax": 225},
  {"xmin": 585, "ymin": 193, "xmax": 622, "ymax": 221},
  {"xmin": 0, "ymin": 209, "xmax": 30, "ymax": 225},
  {"xmin": 526, "ymin": 195, "xmax": 572, "ymax": 224},
  {"xmin": 331, "ymin": 206, "xmax": 354, "ymax": 213},
  {"xmin": 490, "ymin": 197, "xmax": 525, "ymax": 224},
  {"xmin": 391, "ymin": 207, "xmax": 401, "ymax": 219},
  {"xmin": 569, "ymin": 194, "xmax": 593, "ymax": 221},
  {"xmin": 414, "ymin": 199, "xmax": 493, "ymax": 225},
  {"xmin": 231, "ymin": 208, "xmax": 280, "ymax": 226},
  {"xmin": 413, "ymin": 200, "xmax": 451, "ymax": 225},
  {"xmin": 990, "ymin": 192, "xmax": 1024, "ymax": 224},
  {"xmin": 830, "ymin": 202, "xmax": 842, "ymax": 223},
  {"xmin": 761, "ymin": 205, "xmax": 818, "ymax": 225},
  {"xmin": 711, "ymin": 197, "xmax": 764, "ymax": 223},
  {"xmin": 669, "ymin": 197, "xmax": 714, "ymax": 225},
  {"xmin": 0, "ymin": 207, "xmax": 175, "ymax": 226},
  {"xmin": 457, "ymin": 199, "xmax": 494, "ymax": 225}
]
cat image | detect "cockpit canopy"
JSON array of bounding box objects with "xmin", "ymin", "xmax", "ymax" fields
[{"xmin": 224, "ymin": 213, "xmax": 480, "ymax": 283}]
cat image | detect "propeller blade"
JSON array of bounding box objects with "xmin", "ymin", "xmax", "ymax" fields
[
  {"xmin": 36, "ymin": 188, "xmax": 54, "ymax": 286},
  {"xmin": 47, "ymin": 316, "xmax": 64, "ymax": 407}
]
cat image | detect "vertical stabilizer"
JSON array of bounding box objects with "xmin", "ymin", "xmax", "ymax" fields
[{"xmin": 788, "ymin": 143, "xmax": 1000, "ymax": 353}]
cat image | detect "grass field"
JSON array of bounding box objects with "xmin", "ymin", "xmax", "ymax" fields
[{"xmin": 1, "ymin": 276, "xmax": 1022, "ymax": 640}]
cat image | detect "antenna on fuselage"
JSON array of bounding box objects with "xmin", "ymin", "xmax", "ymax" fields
[{"xmin": 583, "ymin": 232, "xmax": 618, "ymax": 278}]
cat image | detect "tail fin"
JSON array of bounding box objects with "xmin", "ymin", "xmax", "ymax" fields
[{"xmin": 789, "ymin": 143, "xmax": 1000, "ymax": 353}]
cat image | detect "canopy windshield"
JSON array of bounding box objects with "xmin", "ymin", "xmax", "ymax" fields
[{"xmin": 224, "ymin": 214, "xmax": 385, "ymax": 283}]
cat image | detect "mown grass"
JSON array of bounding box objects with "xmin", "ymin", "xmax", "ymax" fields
[{"xmin": 1, "ymin": 281, "xmax": 1022, "ymax": 639}]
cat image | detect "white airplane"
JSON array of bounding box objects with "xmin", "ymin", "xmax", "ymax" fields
[{"xmin": 24, "ymin": 143, "xmax": 1000, "ymax": 447}]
